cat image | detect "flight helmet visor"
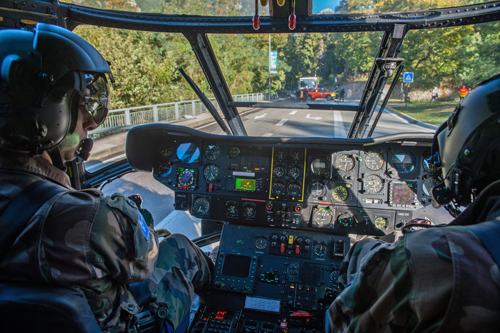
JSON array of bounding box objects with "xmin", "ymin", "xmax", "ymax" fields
[{"xmin": 82, "ymin": 73, "xmax": 111, "ymax": 126}]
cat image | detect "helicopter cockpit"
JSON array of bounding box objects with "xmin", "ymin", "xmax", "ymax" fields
[{"xmin": 2, "ymin": 0, "xmax": 500, "ymax": 332}]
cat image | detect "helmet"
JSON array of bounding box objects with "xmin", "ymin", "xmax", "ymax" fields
[
  {"xmin": 0, "ymin": 23, "xmax": 113, "ymax": 153},
  {"xmin": 431, "ymin": 74, "xmax": 500, "ymax": 207}
]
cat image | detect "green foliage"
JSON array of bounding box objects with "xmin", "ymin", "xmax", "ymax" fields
[
  {"xmin": 70, "ymin": 0, "xmax": 500, "ymax": 109},
  {"xmin": 332, "ymin": 0, "xmax": 500, "ymax": 89},
  {"xmin": 388, "ymin": 101, "xmax": 456, "ymax": 126}
]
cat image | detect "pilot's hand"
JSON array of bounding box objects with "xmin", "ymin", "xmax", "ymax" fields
[
  {"xmin": 128, "ymin": 194, "xmax": 143, "ymax": 210},
  {"xmin": 128, "ymin": 194, "xmax": 155, "ymax": 227}
]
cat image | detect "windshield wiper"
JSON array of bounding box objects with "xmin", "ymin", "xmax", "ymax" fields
[{"xmin": 177, "ymin": 68, "xmax": 232, "ymax": 135}]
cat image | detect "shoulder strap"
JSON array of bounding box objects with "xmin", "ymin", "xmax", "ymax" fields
[
  {"xmin": 0, "ymin": 180, "xmax": 68, "ymax": 265},
  {"xmin": 467, "ymin": 221, "xmax": 500, "ymax": 267}
]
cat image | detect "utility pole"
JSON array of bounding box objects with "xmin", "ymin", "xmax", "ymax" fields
[{"xmin": 268, "ymin": 33, "xmax": 271, "ymax": 100}]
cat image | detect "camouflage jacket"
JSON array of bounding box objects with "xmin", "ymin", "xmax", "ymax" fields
[
  {"xmin": 0, "ymin": 150, "xmax": 159, "ymax": 332},
  {"xmin": 329, "ymin": 180, "xmax": 500, "ymax": 332}
]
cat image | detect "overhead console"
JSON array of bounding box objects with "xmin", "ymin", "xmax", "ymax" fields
[{"xmin": 127, "ymin": 124, "xmax": 439, "ymax": 236}]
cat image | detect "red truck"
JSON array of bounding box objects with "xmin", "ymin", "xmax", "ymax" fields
[{"xmin": 307, "ymin": 88, "xmax": 336, "ymax": 101}]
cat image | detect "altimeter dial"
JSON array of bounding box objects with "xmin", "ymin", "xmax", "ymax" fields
[
  {"xmin": 332, "ymin": 185, "xmax": 349, "ymax": 202},
  {"xmin": 311, "ymin": 207, "xmax": 333, "ymax": 228},
  {"xmin": 192, "ymin": 198, "xmax": 210, "ymax": 216},
  {"xmin": 364, "ymin": 152, "xmax": 385, "ymax": 171},
  {"xmin": 203, "ymin": 165, "xmax": 219, "ymax": 181},
  {"xmin": 308, "ymin": 182, "xmax": 327, "ymax": 199},
  {"xmin": 336, "ymin": 154, "xmax": 355, "ymax": 172},
  {"xmin": 363, "ymin": 174, "xmax": 384, "ymax": 194}
]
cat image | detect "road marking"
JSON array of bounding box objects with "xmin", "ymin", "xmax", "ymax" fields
[
  {"xmin": 306, "ymin": 114, "xmax": 322, "ymax": 121},
  {"xmin": 86, "ymin": 153, "xmax": 126, "ymax": 173},
  {"xmin": 289, "ymin": 110, "xmax": 297, "ymax": 115},
  {"xmin": 333, "ymin": 111, "xmax": 347, "ymax": 138},
  {"xmin": 263, "ymin": 133, "xmax": 273, "ymax": 137},
  {"xmin": 254, "ymin": 113, "xmax": 267, "ymax": 119},
  {"xmin": 276, "ymin": 119, "xmax": 288, "ymax": 126}
]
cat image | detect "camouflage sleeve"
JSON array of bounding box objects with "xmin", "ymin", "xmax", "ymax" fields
[
  {"xmin": 328, "ymin": 238, "xmax": 416, "ymax": 332},
  {"xmin": 145, "ymin": 233, "xmax": 213, "ymax": 329},
  {"xmin": 89, "ymin": 192, "xmax": 159, "ymax": 284},
  {"xmin": 329, "ymin": 229, "xmax": 454, "ymax": 333}
]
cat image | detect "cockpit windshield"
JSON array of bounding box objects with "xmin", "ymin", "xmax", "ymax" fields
[
  {"xmin": 60, "ymin": 0, "xmax": 271, "ymax": 16},
  {"xmin": 312, "ymin": 0, "xmax": 494, "ymax": 14},
  {"xmin": 59, "ymin": 0, "xmax": 495, "ymax": 16},
  {"xmin": 9, "ymin": 0, "xmax": 496, "ymax": 169}
]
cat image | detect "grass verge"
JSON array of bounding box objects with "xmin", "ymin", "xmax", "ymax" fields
[{"xmin": 386, "ymin": 101, "xmax": 457, "ymax": 126}]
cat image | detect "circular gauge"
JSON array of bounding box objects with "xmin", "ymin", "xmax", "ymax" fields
[
  {"xmin": 291, "ymin": 151, "xmax": 303, "ymax": 162},
  {"xmin": 311, "ymin": 207, "xmax": 333, "ymax": 228},
  {"xmin": 337, "ymin": 212, "xmax": 355, "ymax": 227},
  {"xmin": 275, "ymin": 150, "xmax": 286, "ymax": 161},
  {"xmin": 289, "ymin": 167, "xmax": 301, "ymax": 179},
  {"xmin": 177, "ymin": 169, "xmax": 195, "ymax": 187},
  {"xmin": 272, "ymin": 183, "xmax": 286, "ymax": 196},
  {"xmin": 287, "ymin": 184, "xmax": 301, "ymax": 196},
  {"xmin": 273, "ymin": 166, "xmax": 285, "ymax": 178},
  {"xmin": 374, "ymin": 216, "xmax": 388, "ymax": 229},
  {"xmin": 193, "ymin": 198, "xmax": 210, "ymax": 216},
  {"xmin": 255, "ymin": 238, "xmax": 267, "ymax": 250},
  {"xmin": 423, "ymin": 177, "xmax": 442, "ymax": 196},
  {"xmin": 228, "ymin": 146, "xmax": 240, "ymax": 158},
  {"xmin": 336, "ymin": 154, "xmax": 355, "ymax": 172},
  {"xmin": 332, "ymin": 185, "xmax": 349, "ymax": 202},
  {"xmin": 391, "ymin": 151, "xmax": 416, "ymax": 174},
  {"xmin": 423, "ymin": 156, "xmax": 438, "ymax": 173},
  {"xmin": 203, "ymin": 165, "xmax": 219, "ymax": 181},
  {"xmin": 311, "ymin": 158, "xmax": 329, "ymax": 176},
  {"xmin": 314, "ymin": 244, "xmax": 327, "ymax": 257},
  {"xmin": 226, "ymin": 202, "xmax": 238, "ymax": 217},
  {"xmin": 364, "ymin": 174, "xmax": 384, "ymax": 194},
  {"xmin": 309, "ymin": 182, "xmax": 327, "ymax": 199},
  {"xmin": 364, "ymin": 152, "xmax": 385, "ymax": 171},
  {"xmin": 176, "ymin": 143, "xmax": 200, "ymax": 163},
  {"xmin": 160, "ymin": 146, "xmax": 173, "ymax": 158},
  {"xmin": 244, "ymin": 205, "xmax": 257, "ymax": 218},
  {"xmin": 204, "ymin": 145, "xmax": 221, "ymax": 160}
]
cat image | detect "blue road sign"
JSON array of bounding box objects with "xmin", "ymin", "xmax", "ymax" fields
[{"xmin": 403, "ymin": 72, "xmax": 414, "ymax": 83}]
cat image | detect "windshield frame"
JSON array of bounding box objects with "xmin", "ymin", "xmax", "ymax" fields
[{"xmin": 2, "ymin": 0, "xmax": 500, "ymax": 139}]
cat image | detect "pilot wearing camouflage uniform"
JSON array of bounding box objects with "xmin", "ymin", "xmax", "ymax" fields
[
  {"xmin": 329, "ymin": 74, "xmax": 500, "ymax": 332},
  {"xmin": 0, "ymin": 24, "xmax": 212, "ymax": 332}
]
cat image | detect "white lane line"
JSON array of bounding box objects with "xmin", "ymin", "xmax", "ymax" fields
[
  {"xmin": 333, "ymin": 111, "xmax": 347, "ymax": 138},
  {"xmin": 306, "ymin": 114, "xmax": 322, "ymax": 121},
  {"xmin": 276, "ymin": 119, "xmax": 288, "ymax": 126},
  {"xmin": 254, "ymin": 113, "xmax": 267, "ymax": 119},
  {"xmin": 289, "ymin": 110, "xmax": 297, "ymax": 115},
  {"xmin": 263, "ymin": 133, "xmax": 273, "ymax": 137},
  {"xmin": 106, "ymin": 153, "xmax": 126, "ymax": 162},
  {"xmin": 86, "ymin": 153, "xmax": 126, "ymax": 173}
]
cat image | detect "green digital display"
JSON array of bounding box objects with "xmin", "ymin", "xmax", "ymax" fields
[{"xmin": 235, "ymin": 178, "xmax": 256, "ymax": 191}]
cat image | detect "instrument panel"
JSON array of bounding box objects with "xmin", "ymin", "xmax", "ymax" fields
[
  {"xmin": 127, "ymin": 124, "xmax": 440, "ymax": 236},
  {"xmin": 188, "ymin": 224, "xmax": 348, "ymax": 333}
]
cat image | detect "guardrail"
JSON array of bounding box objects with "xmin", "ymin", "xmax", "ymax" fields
[{"xmin": 90, "ymin": 93, "xmax": 266, "ymax": 135}]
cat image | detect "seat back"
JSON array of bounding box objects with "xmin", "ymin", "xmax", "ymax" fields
[{"xmin": 0, "ymin": 282, "xmax": 101, "ymax": 333}]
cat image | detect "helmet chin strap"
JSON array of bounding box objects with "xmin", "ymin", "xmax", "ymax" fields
[{"xmin": 47, "ymin": 146, "xmax": 67, "ymax": 171}]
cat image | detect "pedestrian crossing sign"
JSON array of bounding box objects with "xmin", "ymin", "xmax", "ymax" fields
[{"xmin": 403, "ymin": 72, "xmax": 414, "ymax": 83}]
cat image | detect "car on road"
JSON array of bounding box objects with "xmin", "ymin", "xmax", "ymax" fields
[
  {"xmin": 307, "ymin": 87, "xmax": 336, "ymax": 101},
  {"xmin": 1, "ymin": 0, "xmax": 499, "ymax": 332}
]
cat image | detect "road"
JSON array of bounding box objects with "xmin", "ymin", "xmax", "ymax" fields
[{"xmin": 94, "ymin": 102, "xmax": 452, "ymax": 240}]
